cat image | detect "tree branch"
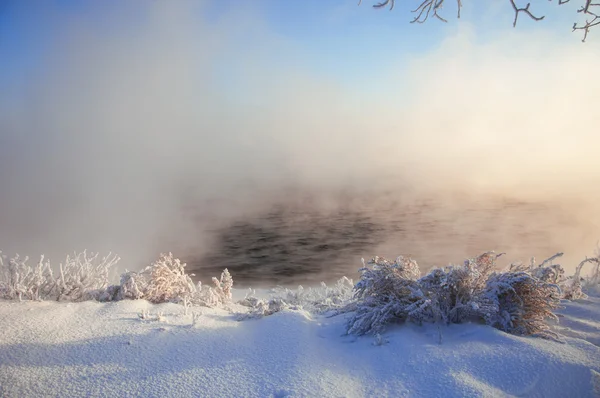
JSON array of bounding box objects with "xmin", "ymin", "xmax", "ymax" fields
[
  {"xmin": 359, "ymin": 0, "xmax": 597, "ymax": 41},
  {"xmin": 573, "ymin": 0, "xmax": 600, "ymax": 41},
  {"xmin": 509, "ymin": 1, "xmax": 545, "ymax": 27}
]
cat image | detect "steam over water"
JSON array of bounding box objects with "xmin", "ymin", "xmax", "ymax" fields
[
  {"xmin": 2, "ymin": 3, "xmax": 600, "ymax": 288},
  {"xmin": 190, "ymin": 190, "xmax": 597, "ymax": 287}
]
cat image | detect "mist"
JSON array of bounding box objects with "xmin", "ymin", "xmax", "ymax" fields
[{"xmin": 1, "ymin": 1, "xmax": 599, "ymax": 280}]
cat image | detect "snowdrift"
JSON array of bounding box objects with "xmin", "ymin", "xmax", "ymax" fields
[{"xmin": 1, "ymin": 249, "xmax": 599, "ymax": 397}]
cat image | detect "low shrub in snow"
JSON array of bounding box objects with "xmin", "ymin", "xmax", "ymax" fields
[
  {"xmin": 0, "ymin": 251, "xmax": 119, "ymax": 301},
  {"xmin": 484, "ymin": 271, "xmax": 561, "ymax": 338},
  {"xmin": 343, "ymin": 252, "xmax": 563, "ymax": 339},
  {"xmin": 112, "ymin": 253, "xmax": 233, "ymax": 307},
  {"xmin": 55, "ymin": 251, "xmax": 120, "ymax": 301},
  {"xmin": 117, "ymin": 253, "xmax": 196, "ymax": 304},
  {"xmin": 0, "ymin": 253, "xmax": 55, "ymax": 301},
  {"xmin": 0, "ymin": 250, "xmax": 233, "ymax": 309},
  {"xmin": 342, "ymin": 255, "xmax": 428, "ymax": 335}
]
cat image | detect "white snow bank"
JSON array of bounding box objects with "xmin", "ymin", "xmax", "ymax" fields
[{"xmin": 0, "ymin": 293, "xmax": 599, "ymax": 397}]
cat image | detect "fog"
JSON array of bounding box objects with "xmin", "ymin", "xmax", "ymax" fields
[{"xmin": 1, "ymin": 2, "xmax": 599, "ymax": 280}]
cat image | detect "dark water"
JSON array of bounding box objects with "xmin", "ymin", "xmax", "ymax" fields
[{"xmin": 189, "ymin": 192, "xmax": 598, "ymax": 287}]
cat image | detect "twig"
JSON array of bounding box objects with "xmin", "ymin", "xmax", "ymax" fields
[
  {"xmin": 538, "ymin": 253, "xmax": 564, "ymax": 268},
  {"xmin": 358, "ymin": 0, "xmax": 597, "ymax": 41},
  {"xmin": 575, "ymin": 256, "xmax": 600, "ymax": 277},
  {"xmin": 509, "ymin": 0, "xmax": 545, "ymax": 27}
]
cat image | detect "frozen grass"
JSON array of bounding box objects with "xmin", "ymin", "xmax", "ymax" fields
[
  {"xmin": 0, "ymin": 251, "xmax": 119, "ymax": 302},
  {"xmin": 2, "ymin": 248, "xmax": 600, "ymax": 336}
]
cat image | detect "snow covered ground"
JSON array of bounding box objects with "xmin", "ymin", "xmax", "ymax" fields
[{"xmin": 0, "ymin": 291, "xmax": 599, "ymax": 397}]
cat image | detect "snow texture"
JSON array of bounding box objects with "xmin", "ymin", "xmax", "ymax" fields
[
  {"xmin": 0, "ymin": 292, "xmax": 599, "ymax": 397},
  {"xmin": 1, "ymin": 249, "xmax": 600, "ymax": 396}
]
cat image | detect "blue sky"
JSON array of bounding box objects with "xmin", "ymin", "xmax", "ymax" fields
[{"xmin": 0, "ymin": 0, "xmax": 587, "ymax": 101}]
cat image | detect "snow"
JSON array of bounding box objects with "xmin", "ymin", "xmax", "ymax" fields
[{"xmin": 1, "ymin": 292, "xmax": 599, "ymax": 397}]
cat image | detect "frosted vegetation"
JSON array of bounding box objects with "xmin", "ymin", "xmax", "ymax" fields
[{"xmin": 1, "ymin": 246, "xmax": 599, "ymax": 340}]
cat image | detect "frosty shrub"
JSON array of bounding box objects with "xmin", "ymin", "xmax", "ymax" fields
[
  {"xmin": 111, "ymin": 253, "xmax": 197, "ymax": 304},
  {"xmin": 484, "ymin": 271, "xmax": 561, "ymax": 339},
  {"xmin": 114, "ymin": 270, "xmax": 148, "ymax": 301},
  {"xmin": 209, "ymin": 268, "xmax": 233, "ymax": 303},
  {"xmin": 0, "ymin": 253, "xmax": 54, "ymax": 301},
  {"xmin": 344, "ymin": 255, "xmax": 429, "ymax": 335},
  {"xmin": 532, "ymin": 264, "xmax": 565, "ymax": 285},
  {"xmin": 511, "ymin": 251, "xmax": 598, "ymax": 301},
  {"xmin": 416, "ymin": 252, "xmax": 501, "ymax": 326},
  {"xmin": 344, "ymin": 251, "xmax": 563, "ymax": 339},
  {"xmin": 97, "ymin": 252, "xmax": 234, "ymax": 308},
  {"xmin": 0, "ymin": 250, "xmax": 119, "ymax": 302},
  {"xmin": 102, "ymin": 253, "xmax": 234, "ymax": 308},
  {"xmin": 344, "ymin": 253, "xmax": 502, "ymax": 335},
  {"xmin": 136, "ymin": 253, "xmax": 196, "ymax": 304},
  {"xmin": 55, "ymin": 251, "xmax": 120, "ymax": 301}
]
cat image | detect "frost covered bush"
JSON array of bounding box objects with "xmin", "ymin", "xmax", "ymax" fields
[
  {"xmin": 522, "ymin": 249, "xmax": 600, "ymax": 300},
  {"xmin": 54, "ymin": 251, "xmax": 120, "ymax": 301},
  {"xmin": 0, "ymin": 249, "xmax": 233, "ymax": 308},
  {"xmin": 205, "ymin": 268, "xmax": 233, "ymax": 305},
  {"xmin": 0, "ymin": 250, "xmax": 119, "ymax": 301},
  {"xmin": 343, "ymin": 253, "xmax": 501, "ymax": 335},
  {"xmin": 343, "ymin": 256, "xmax": 427, "ymax": 335},
  {"xmin": 418, "ymin": 252, "xmax": 501, "ymax": 325},
  {"xmin": 111, "ymin": 253, "xmax": 233, "ymax": 308},
  {"xmin": 343, "ymin": 251, "xmax": 563, "ymax": 339},
  {"xmin": 484, "ymin": 271, "xmax": 561, "ymax": 338},
  {"xmin": 126, "ymin": 253, "xmax": 196, "ymax": 304},
  {"xmin": 0, "ymin": 253, "xmax": 55, "ymax": 301}
]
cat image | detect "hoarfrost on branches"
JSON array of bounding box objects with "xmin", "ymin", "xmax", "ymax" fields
[
  {"xmin": 0, "ymin": 250, "xmax": 119, "ymax": 302},
  {"xmin": 2, "ymin": 245, "xmax": 600, "ymax": 343},
  {"xmin": 343, "ymin": 250, "xmax": 565, "ymax": 339},
  {"xmin": 54, "ymin": 251, "xmax": 120, "ymax": 301},
  {"xmin": 484, "ymin": 271, "xmax": 562, "ymax": 339},
  {"xmin": 134, "ymin": 253, "xmax": 196, "ymax": 304},
  {"xmin": 0, "ymin": 253, "xmax": 54, "ymax": 301}
]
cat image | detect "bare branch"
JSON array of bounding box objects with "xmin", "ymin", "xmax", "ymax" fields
[
  {"xmin": 410, "ymin": 0, "xmax": 462, "ymax": 23},
  {"xmin": 359, "ymin": 0, "xmax": 597, "ymax": 41},
  {"xmin": 573, "ymin": 1, "xmax": 600, "ymax": 42},
  {"xmin": 358, "ymin": 0, "xmax": 397, "ymax": 10},
  {"xmin": 509, "ymin": 0, "xmax": 545, "ymax": 28}
]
